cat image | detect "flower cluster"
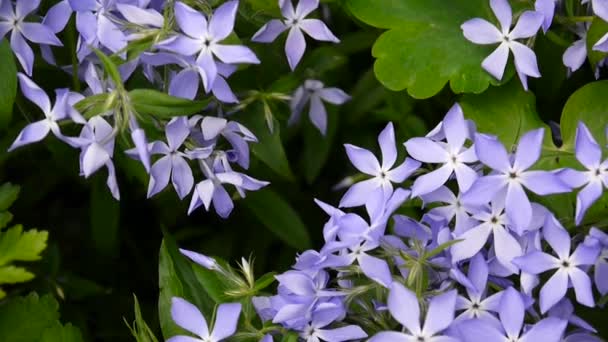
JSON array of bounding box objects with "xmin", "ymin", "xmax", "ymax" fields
[
  {"xmin": 175, "ymin": 104, "xmax": 607, "ymax": 342},
  {"xmin": 3, "ymin": 0, "xmax": 348, "ymax": 217},
  {"xmin": 462, "ymin": 0, "xmax": 608, "ymax": 88}
]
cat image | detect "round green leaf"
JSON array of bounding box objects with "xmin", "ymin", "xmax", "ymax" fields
[
  {"xmin": 346, "ymin": 0, "xmax": 512, "ymax": 98},
  {"xmin": 560, "ymin": 80, "xmax": 608, "ymax": 149}
]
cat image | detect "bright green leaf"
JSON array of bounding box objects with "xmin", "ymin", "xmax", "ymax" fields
[
  {"xmin": 0, "ymin": 265, "xmax": 34, "ymax": 284},
  {"xmin": 346, "ymin": 0, "xmax": 512, "ymax": 98},
  {"xmin": 560, "ymin": 80, "xmax": 608, "ymax": 149},
  {"xmin": 252, "ymin": 272, "xmax": 277, "ymax": 292},
  {"xmin": 40, "ymin": 322, "xmax": 84, "ymax": 342},
  {"xmin": 243, "ymin": 189, "xmax": 311, "ymax": 250},
  {"xmin": 0, "ymin": 225, "xmax": 48, "ymax": 265},
  {"xmin": 129, "ymin": 89, "xmax": 211, "ymax": 119},
  {"xmin": 0, "ymin": 182, "xmax": 19, "ymax": 211},
  {"xmin": 93, "ymin": 49, "xmax": 124, "ymax": 89}
]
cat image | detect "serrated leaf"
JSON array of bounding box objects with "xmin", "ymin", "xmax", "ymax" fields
[
  {"xmin": 129, "ymin": 89, "xmax": 211, "ymax": 118},
  {"xmin": 346, "ymin": 0, "xmax": 513, "ymax": 98},
  {"xmin": 0, "ymin": 265, "xmax": 34, "ymax": 284},
  {"xmin": 0, "ymin": 225, "xmax": 48, "ymax": 265},
  {"xmin": 0, "ymin": 182, "xmax": 20, "ymax": 211},
  {"xmin": 243, "ymin": 189, "xmax": 311, "ymax": 250},
  {"xmin": 0, "ymin": 293, "xmax": 71, "ymax": 342},
  {"xmin": 0, "ymin": 39, "xmax": 17, "ymax": 129},
  {"xmin": 40, "ymin": 322, "xmax": 84, "ymax": 342}
]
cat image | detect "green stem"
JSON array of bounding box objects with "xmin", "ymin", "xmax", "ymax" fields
[{"xmin": 545, "ymin": 31, "xmax": 572, "ymax": 48}]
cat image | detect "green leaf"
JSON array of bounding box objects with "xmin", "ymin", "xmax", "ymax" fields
[
  {"xmin": 559, "ymin": 80, "xmax": 608, "ymax": 149},
  {"xmin": 93, "ymin": 49, "xmax": 123, "ymax": 88},
  {"xmin": 0, "ymin": 225, "xmax": 48, "ymax": 265},
  {"xmin": 90, "ymin": 176, "xmax": 120, "ymax": 257},
  {"xmin": 0, "ymin": 265, "xmax": 34, "ymax": 284},
  {"xmin": 129, "ymin": 89, "xmax": 211, "ymax": 119},
  {"xmin": 460, "ymin": 79, "xmax": 547, "ymax": 148},
  {"xmin": 301, "ymin": 109, "xmax": 337, "ymax": 184},
  {"xmin": 192, "ymin": 266, "xmax": 228, "ymax": 303},
  {"xmin": 73, "ymin": 93, "xmax": 115, "ymax": 119},
  {"xmin": 586, "ymin": 17, "xmax": 608, "ymax": 69},
  {"xmin": 240, "ymin": 107, "xmax": 295, "ymax": 181},
  {"xmin": 40, "ymin": 322, "xmax": 84, "ymax": 342},
  {"xmin": 0, "ymin": 39, "xmax": 17, "ymax": 129},
  {"xmin": 346, "ymin": 0, "xmax": 510, "ymax": 98},
  {"xmin": 0, "ymin": 293, "xmax": 82, "ymax": 342},
  {"xmin": 0, "ymin": 182, "xmax": 20, "ymax": 211},
  {"xmin": 158, "ymin": 232, "xmax": 216, "ymax": 339},
  {"xmin": 126, "ymin": 295, "xmax": 159, "ymax": 342},
  {"xmin": 424, "ymin": 239, "xmax": 463, "ymax": 260},
  {"xmin": 243, "ymin": 189, "xmax": 311, "ymax": 250},
  {"xmin": 252, "ymin": 272, "xmax": 277, "ymax": 292}
]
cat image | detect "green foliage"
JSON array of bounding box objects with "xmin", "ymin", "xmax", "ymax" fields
[
  {"xmin": 0, "ymin": 293, "xmax": 83, "ymax": 342},
  {"xmin": 346, "ymin": 0, "xmax": 514, "ymax": 98},
  {"xmin": 128, "ymin": 89, "xmax": 212, "ymax": 119},
  {"xmin": 0, "ymin": 183, "xmax": 47, "ymax": 298},
  {"xmin": 243, "ymin": 189, "xmax": 312, "ymax": 250},
  {"xmin": 126, "ymin": 295, "xmax": 159, "ymax": 342}
]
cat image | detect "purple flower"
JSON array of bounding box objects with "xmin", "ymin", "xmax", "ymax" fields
[
  {"xmin": 144, "ymin": 117, "xmax": 195, "ymax": 199},
  {"xmin": 188, "ymin": 167, "xmax": 268, "ymax": 218},
  {"xmin": 450, "ymin": 197, "xmax": 524, "ymax": 274},
  {"xmin": 458, "ymin": 287, "xmax": 567, "ymax": 342},
  {"xmin": 535, "ymin": 0, "xmax": 556, "ymax": 32},
  {"xmin": 405, "ymin": 103, "xmax": 478, "ymax": 197},
  {"xmin": 340, "ymin": 123, "xmax": 420, "ymax": 219},
  {"xmin": 369, "ymin": 282, "xmax": 458, "ymax": 342},
  {"xmin": 179, "ymin": 248, "xmax": 219, "ymax": 270},
  {"xmin": 461, "ymin": 0, "xmax": 543, "ymax": 90},
  {"xmin": 300, "ymin": 304, "xmax": 367, "ymax": 342},
  {"xmin": 77, "ymin": 116, "xmax": 120, "ymax": 200},
  {"xmin": 421, "ymin": 186, "xmax": 479, "ymax": 235},
  {"xmin": 158, "ymin": 1, "xmax": 260, "ymax": 92},
  {"xmin": 9, "ymin": 73, "xmax": 85, "ymax": 151},
  {"xmin": 563, "ymin": 24, "xmax": 588, "ymax": 73},
  {"xmin": 252, "ymin": 0, "xmax": 339, "ymax": 70},
  {"xmin": 168, "ymin": 297, "xmax": 241, "ymax": 342},
  {"xmin": 0, "ymin": 0, "xmax": 63, "ymax": 75},
  {"xmin": 461, "ymin": 129, "xmax": 570, "ymax": 230},
  {"xmin": 512, "ymin": 215, "xmax": 601, "ymax": 313},
  {"xmin": 289, "ymin": 80, "xmax": 350, "ymax": 135},
  {"xmin": 71, "ymin": 0, "xmax": 128, "ymax": 61},
  {"xmin": 142, "ymin": 53, "xmax": 239, "ymax": 103},
  {"xmin": 557, "ymin": 122, "xmax": 608, "ymax": 225}
]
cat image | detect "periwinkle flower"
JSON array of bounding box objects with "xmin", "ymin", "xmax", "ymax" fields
[
  {"xmin": 369, "ymin": 282, "xmax": 458, "ymax": 342},
  {"xmin": 158, "ymin": 1, "xmax": 260, "ymax": 92},
  {"xmin": 461, "ymin": 0, "xmax": 543, "ymax": 90},
  {"xmin": 458, "ymin": 287, "xmax": 567, "ymax": 342},
  {"xmin": 421, "ymin": 186, "xmax": 479, "ymax": 235},
  {"xmin": 405, "ymin": 103, "xmax": 478, "ymax": 197},
  {"xmin": 564, "ymin": 24, "xmax": 588, "ymax": 73},
  {"xmin": 179, "ymin": 248, "xmax": 219, "ymax": 271},
  {"xmin": 145, "ymin": 117, "xmax": 195, "ymax": 199},
  {"xmin": 9, "ymin": 73, "xmax": 85, "ymax": 151},
  {"xmin": 299, "ymin": 304, "xmax": 367, "ymax": 342},
  {"xmin": 512, "ymin": 215, "xmax": 601, "ymax": 313},
  {"xmin": 77, "ymin": 116, "xmax": 120, "ymax": 200},
  {"xmin": 535, "ymin": 0, "xmax": 556, "ymax": 32},
  {"xmin": 558, "ymin": 122, "xmax": 608, "ymax": 225},
  {"xmin": 0, "ymin": 0, "xmax": 63, "ymax": 75},
  {"xmin": 340, "ymin": 123, "xmax": 420, "ymax": 219},
  {"xmin": 461, "ymin": 128, "xmax": 570, "ymax": 230},
  {"xmin": 168, "ymin": 297, "xmax": 241, "ymax": 342},
  {"xmin": 252, "ymin": 0, "xmax": 339, "ymax": 70},
  {"xmin": 289, "ymin": 80, "xmax": 350, "ymax": 135},
  {"xmin": 188, "ymin": 166, "xmax": 269, "ymax": 218}
]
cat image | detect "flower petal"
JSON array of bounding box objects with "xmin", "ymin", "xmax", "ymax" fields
[
  {"xmin": 387, "ymin": 157, "xmax": 421, "ymax": 183},
  {"xmin": 461, "ymin": 18, "xmax": 503, "ymax": 44},
  {"xmin": 474, "ymin": 133, "xmax": 510, "ymax": 172},
  {"xmin": 482, "ymin": 42, "xmax": 510, "ymax": 80},
  {"xmin": 510, "ymin": 41, "xmax": 541, "ymax": 78},
  {"xmin": 540, "ymin": 269, "xmax": 568, "ymax": 313},
  {"xmin": 490, "ymin": 0, "xmax": 512, "ymax": 33},
  {"xmin": 299, "ymin": 19, "xmax": 339, "ymax": 42},
  {"xmin": 251, "ymin": 19, "xmax": 287, "ymax": 42},
  {"xmin": 344, "ymin": 144, "xmax": 380, "ymax": 175},
  {"xmin": 451, "ymin": 224, "xmax": 493, "ymax": 263},
  {"xmin": 378, "ymin": 123, "xmax": 397, "ymax": 169},
  {"xmin": 11, "ymin": 31, "xmax": 34, "ymax": 76},
  {"xmin": 411, "ymin": 164, "xmax": 453, "ymax": 198},
  {"xmin": 509, "ymin": 11, "xmax": 543, "ymax": 39},
  {"xmin": 210, "ymin": 302, "xmax": 241, "ymax": 340},
  {"xmin": 8, "ymin": 120, "xmax": 50, "ymax": 151},
  {"xmin": 309, "ymin": 94, "xmax": 327, "ymax": 135},
  {"xmin": 520, "ymin": 317, "xmax": 567, "ymax": 342},
  {"xmin": 575, "ymin": 181, "xmax": 603, "ymax": 225},
  {"xmin": 285, "ymin": 27, "xmax": 306, "ymax": 70},
  {"xmin": 499, "ymin": 287, "xmax": 525, "ymax": 338},
  {"xmin": 569, "ymin": 268, "xmax": 595, "ymax": 308},
  {"xmin": 575, "ymin": 122, "xmax": 602, "ymax": 169},
  {"xmin": 172, "ymin": 156, "xmax": 194, "ymax": 199},
  {"xmin": 174, "ymin": 1, "xmax": 207, "ymax": 38},
  {"xmin": 514, "ymin": 128, "xmax": 543, "ymax": 170},
  {"xmin": 170, "ymin": 297, "xmax": 209, "ymax": 338},
  {"xmin": 461, "ymin": 175, "xmax": 507, "ymax": 206},
  {"xmin": 17, "ymin": 73, "xmax": 51, "ymax": 114},
  {"xmin": 493, "ymin": 226, "xmax": 523, "ymax": 274},
  {"xmin": 422, "ymin": 290, "xmax": 457, "ymax": 336},
  {"xmin": 405, "ymin": 137, "xmax": 448, "ymax": 163},
  {"xmin": 506, "ymin": 183, "xmax": 532, "ymax": 230},
  {"xmin": 209, "ymin": 0, "xmax": 238, "ymax": 40},
  {"xmin": 543, "ymin": 215, "xmax": 571, "ymax": 260},
  {"xmin": 388, "ymin": 281, "xmax": 421, "ymax": 335},
  {"xmin": 512, "ymin": 251, "xmax": 558, "ymax": 274},
  {"xmin": 358, "ymin": 253, "xmax": 392, "ymax": 288},
  {"xmin": 147, "ymin": 155, "xmax": 172, "ymax": 198}
]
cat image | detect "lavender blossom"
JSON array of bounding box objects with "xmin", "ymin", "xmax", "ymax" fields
[
  {"xmin": 461, "ymin": 129, "xmax": 570, "ymax": 230},
  {"xmin": 461, "ymin": 0, "xmax": 543, "ymax": 90},
  {"xmin": 158, "ymin": 1, "xmax": 260, "ymax": 92},
  {"xmin": 512, "ymin": 215, "xmax": 601, "ymax": 313},
  {"xmin": 0, "ymin": 0, "xmax": 63, "ymax": 75},
  {"xmin": 369, "ymin": 282, "xmax": 458, "ymax": 342},
  {"xmin": 340, "ymin": 123, "xmax": 420, "ymax": 219},
  {"xmin": 252, "ymin": 0, "xmax": 339, "ymax": 70},
  {"xmin": 289, "ymin": 80, "xmax": 350, "ymax": 135},
  {"xmin": 168, "ymin": 297, "xmax": 241, "ymax": 342}
]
